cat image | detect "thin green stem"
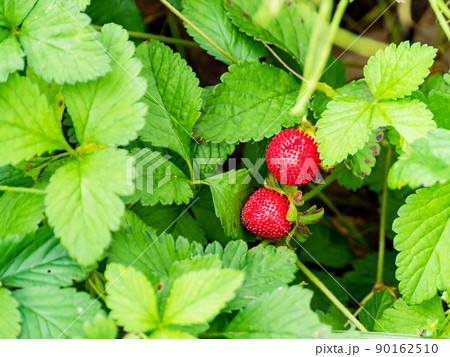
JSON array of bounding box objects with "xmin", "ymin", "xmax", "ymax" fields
[
  {"xmin": 167, "ymin": 12, "xmax": 187, "ymax": 57},
  {"xmin": 376, "ymin": 145, "xmax": 393, "ymax": 285},
  {"xmin": 291, "ymin": 0, "xmax": 349, "ymax": 114},
  {"xmin": 91, "ymin": 24, "xmax": 199, "ymax": 47},
  {"xmin": 430, "ymin": 0, "xmax": 450, "ymax": 41},
  {"xmin": 0, "ymin": 186, "xmax": 46, "ymax": 195},
  {"xmin": 344, "ymin": 291, "xmax": 375, "ymax": 328},
  {"xmin": 439, "ymin": 312, "xmax": 450, "ymax": 337},
  {"xmin": 159, "ymin": 0, "xmax": 238, "ymax": 63},
  {"xmin": 334, "ymin": 28, "xmax": 387, "ymax": 57},
  {"xmin": 302, "ymin": 165, "xmax": 344, "ymax": 201},
  {"xmin": 296, "ymin": 260, "xmax": 368, "ymax": 332}
]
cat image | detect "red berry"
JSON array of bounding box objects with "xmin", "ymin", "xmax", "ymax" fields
[
  {"xmin": 266, "ymin": 128, "xmax": 320, "ymax": 186},
  {"xmin": 241, "ymin": 188, "xmax": 292, "ymax": 239}
]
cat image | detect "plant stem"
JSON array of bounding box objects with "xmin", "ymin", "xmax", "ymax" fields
[
  {"xmin": 375, "ymin": 145, "xmax": 393, "ymax": 285},
  {"xmin": 91, "ymin": 24, "xmax": 199, "ymax": 47},
  {"xmin": 439, "ymin": 312, "xmax": 450, "ymax": 337},
  {"xmin": 430, "ymin": 0, "xmax": 450, "ymax": 42},
  {"xmin": 302, "ymin": 165, "xmax": 344, "ymax": 201},
  {"xmin": 0, "ymin": 186, "xmax": 46, "ymax": 194},
  {"xmin": 291, "ymin": 0, "xmax": 349, "ymax": 115},
  {"xmin": 296, "ymin": 260, "xmax": 368, "ymax": 332},
  {"xmin": 159, "ymin": 0, "xmax": 238, "ymax": 63},
  {"xmin": 167, "ymin": 12, "xmax": 187, "ymax": 57},
  {"xmin": 344, "ymin": 291, "xmax": 375, "ymax": 327},
  {"xmin": 334, "ymin": 28, "xmax": 387, "ymax": 57}
]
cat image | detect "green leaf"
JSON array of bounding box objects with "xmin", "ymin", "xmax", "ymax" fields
[
  {"xmin": 0, "ymin": 226, "xmax": 88, "ymax": 288},
  {"xmin": 172, "ymin": 213, "xmax": 207, "ymax": 245},
  {"xmin": 194, "ymin": 61, "xmax": 301, "ymax": 143},
  {"xmin": 376, "ymin": 295, "xmax": 445, "ymax": 337},
  {"xmin": 335, "ymin": 164, "xmax": 364, "ymax": 191},
  {"xmin": 108, "ymin": 230, "xmax": 203, "ymax": 281},
  {"xmin": 0, "ymin": 30, "xmax": 24, "ymax": 82},
  {"xmin": 13, "ymin": 286, "xmax": 103, "ymax": 338},
  {"xmin": 192, "ymin": 141, "xmax": 235, "ymax": 179},
  {"xmin": 74, "ymin": 0, "xmax": 91, "ymax": 11},
  {"xmin": 0, "ymin": 0, "xmax": 37, "ymax": 27},
  {"xmin": 0, "ymin": 191, "xmax": 44, "ymax": 240},
  {"xmin": 428, "ymin": 90, "xmax": 450, "ymax": 129},
  {"xmin": 223, "ymin": 242, "xmax": 298, "ymax": 310},
  {"xmin": 0, "ymin": 287, "xmax": 21, "ymax": 339},
  {"xmin": 0, "ymin": 74, "xmax": 69, "ymax": 165},
  {"xmin": 316, "ymin": 96, "xmax": 384, "ymax": 166},
  {"xmin": 389, "ymin": 129, "xmax": 450, "ymax": 189},
  {"xmin": 162, "ymin": 268, "xmax": 244, "ymax": 325},
  {"xmin": 130, "ymin": 148, "xmax": 194, "ymax": 206},
  {"xmin": 205, "ymin": 169, "xmax": 252, "ymax": 239},
  {"xmin": 105, "ymin": 263, "xmax": 159, "ymax": 333},
  {"xmin": 0, "ymin": 165, "xmax": 33, "ymax": 188},
  {"xmin": 19, "ymin": 0, "xmax": 111, "ymax": 84},
  {"xmin": 300, "ymin": 224, "xmax": 353, "ymax": 269},
  {"xmin": 223, "ymin": 286, "xmax": 330, "ymax": 338},
  {"xmin": 86, "ymin": 0, "xmax": 144, "ymax": 32},
  {"xmin": 359, "ymin": 289, "xmax": 395, "ymax": 331},
  {"xmin": 190, "ymin": 187, "xmax": 230, "ymax": 245},
  {"xmin": 83, "ymin": 314, "xmax": 118, "ymax": 339},
  {"xmin": 346, "ymin": 130, "xmax": 381, "ymax": 179},
  {"xmin": 45, "ymin": 149, "xmax": 132, "ymax": 266},
  {"xmin": 181, "ymin": 0, "xmax": 264, "ymax": 64},
  {"xmin": 64, "ymin": 24, "xmax": 146, "ymax": 146},
  {"xmin": 149, "ymin": 328, "xmax": 196, "ymax": 339},
  {"xmin": 224, "ymin": 0, "xmax": 316, "ymax": 65},
  {"xmin": 364, "ymin": 42, "xmax": 437, "ymax": 100},
  {"xmin": 377, "ymin": 99, "xmax": 436, "ymax": 145},
  {"xmin": 393, "ymin": 182, "xmax": 450, "ymax": 304},
  {"xmin": 136, "ymin": 40, "xmax": 202, "ymax": 162}
]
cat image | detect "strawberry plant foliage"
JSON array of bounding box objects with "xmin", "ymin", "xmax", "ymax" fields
[{"xmin": 0, "ymin": 0, "xmax": 449, "ymax": 341}]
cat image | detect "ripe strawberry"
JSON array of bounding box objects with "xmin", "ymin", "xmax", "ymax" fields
[
  {"xmin": 241, "ymin": 188, "xmax": 292, "ymax": 239},
  {"xmin": 266, "ymin": 128, "xmax": 320, "ymax": 186}
]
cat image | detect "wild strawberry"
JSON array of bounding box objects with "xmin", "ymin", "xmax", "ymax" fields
[
  {"xmin": 266, "ymin": 128, "xmax": 321, "ymax": 186},
  {"xmin": 241, "ymin": 188, "xmax": 292, "ymax": 239}
]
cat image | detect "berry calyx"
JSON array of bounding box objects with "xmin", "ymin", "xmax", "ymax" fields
[
  {"xmin": 241, "ymin": 188, "xmax": 292, "ymax": 239},
  {"xmin": 266, "ymin": 128, "xmax": 321, "ymax": 186}
]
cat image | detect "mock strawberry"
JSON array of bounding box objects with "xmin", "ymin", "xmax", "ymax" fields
[
  {"xmin": 266, "ymin": 128, "xmax": 321, "ymax": 186},
  {"xmin": 241, "ymin": 188, "xmax": 292, "ymax": 239}
]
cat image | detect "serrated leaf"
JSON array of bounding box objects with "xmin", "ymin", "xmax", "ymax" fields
[
  {"xmin": 192, "ymin": 141, "xmax": 235, "ymax": 179},
  {"xmin": 149, "ymin": 328, "xmax": 196, "ymax": 339},
  {"xmin": 316, "ymin": 96, "xmax": 384, "ymax": 166},
  {"xmin": 129, "ymin": 148, "xmax": 194, "ymax": 206},
  {"xmin": 393, "ymin": 182, "xmax": 450, "ymax": 304},
  {"xmin": 105, "ymin": 263, "xmax": 159, "ymax": 333},
  {"xmin": 0, "ymin": 74, "xmax": 69, "ymax": 165},
  {"xmin": 181, "ymin": 0, "xmax": 264, "ymax": 64},
  {"xmin": 136, "ymin": 40, "xmax": 202, "ymax": 162},
  {"xmin": 428, "ymin": 90, "xmax": 450, "ymax": 129},
  {"xmin": 205, "ymin": 169, "xmax": 252, "ymax": 239},
  {"xmin": 346, "ymin": 130, "xmax": 381, "ymax": 179},
  {"xmin": 224, "ymin": 0, "xmax": 315, "ymax": 65},
  {"xmin": 0, "ymin": 191, "xmax": 44, "ymax": 240},
  {"xmin": 64, "ymin": 24, "xmax": 146, "ymax": 146},
  {"xmin": 0, "ymin": 30, "xmax": 24, "ymax": 82},
  {"xmin": 73, "ymin": 0, "xmax": 90, "ymax": 11},
  {"xmin": 223, "ymin": 286, "xmax": 330, "ymax": 338},
  {"xmin": 223, "ymin": 242, "xmax": 298, "ymax": 310},
  {"xmin": 0, "ymin": 226, "xmax": 88, "ymax": 288},
  {"xmin": 45, "ymin": 149, "xmax": 132, "ymax": 266},
  {"xmin": 194, "ymin": 61, "xmax": 301, "ymax": 143},
  {"xmin": 376, "ymin": 295, "xmax": 445, "ymax": 337},
  {"xmin": 108, "ymin": 230, "xmax": 203, "ymax": 281},
  {"xmin": 377, "ymin": 99, "xmax": 436, "ymax": 145},
  {"xmin": 364, "ymin": 42, "xmax": 437, "ymax": 100},
  {"xmin": 359, "ymin": 289, "xmax": 395, "ymax": 331},
  {"xmin": 0, "ymin": 287, "xmax": 21, "ymax": 339},
  {"xmin": 162, "ymin": 268, "xmax": 244, "ymax": 325},
  {"xmin": 83, "ymin": 314, "xmax": 118, "ymax": 339},
  {"xmin": 19, "ymin": 0, "xmax": 111, "ymax": 84},
  {"xmin": 86, "ymin": 0, "xmax": 144, "ymax": 32},
  {"xmin": 13, "ymin": 286, "xmax": 103, "ymax": 338},
  {"xmin": 0, "ymin": 0, "xmax": 36, "ymax": 27},
  {"xmin": 335, "ymin": 162, "xmax": 364, "ymax": 191},
  {"xmin": 389, "ymin": 129, "xmax": 450, "ymax": 189}
]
